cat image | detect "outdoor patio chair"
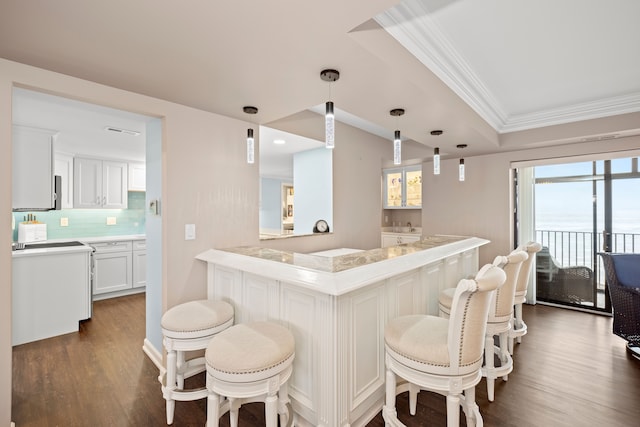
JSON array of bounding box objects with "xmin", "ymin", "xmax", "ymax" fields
[
  {"xmin": 536, "ymin": 247, "xmax": 594, "ymax": 304},
  {"xmin": 598, "ymin": 252, "xmax": 640, "ymax": 360}
]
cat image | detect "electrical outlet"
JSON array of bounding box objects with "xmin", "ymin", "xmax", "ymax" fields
[
  {"xmin": 106, "ymin": 217, "xmax": 117, "ymax": 225},
  {"xmin": 60, "ymin": 217, "xmax": 69, "ymax": 227}
]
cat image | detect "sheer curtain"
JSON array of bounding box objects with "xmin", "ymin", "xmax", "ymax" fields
[{"xmin": 515, "ymin": 166, "xmax": 536, "ymax": 303}]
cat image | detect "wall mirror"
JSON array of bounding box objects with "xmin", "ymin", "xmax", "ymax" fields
[{"xmin": 259, "ymin": 125, "xmax": 332, "ymax": 239}]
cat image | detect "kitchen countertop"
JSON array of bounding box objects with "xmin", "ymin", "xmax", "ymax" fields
[
  {"xmin": 197, "ymin": 235, "xmax": 489, "ymax": 296},
  {"xmin": 80, "ymin": 234, "xmax": 146, "ymax": 243},
  {"xmin": 381, "ymin": 226, "xmax": 422, "ymax": 234},
  {"xmin": 12, "ymin": 242, "xmax": 93, "ymax": 258},
  {"xmin": 11, "ymin": 234, "xmax": 146, "ymax": 257}
]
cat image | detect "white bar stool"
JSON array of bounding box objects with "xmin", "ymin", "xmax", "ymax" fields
[
  {"xmin": 160, "ymin": 299, "xmax": 234, "ymax": 425},
  {"xmin": 205, "ymin": 321, "xmax": 295, "ymax": 427}
]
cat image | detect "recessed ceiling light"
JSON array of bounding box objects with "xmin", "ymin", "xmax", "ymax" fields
[{"xmin": 273, "ymin": 139, "xmax": 286, "ymax": 145}]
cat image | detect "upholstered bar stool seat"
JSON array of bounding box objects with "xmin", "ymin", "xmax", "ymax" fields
[
  {"xmin": 160, "ymin": 300, "xmax": 234, "ymax": 425},
  {"xmin": 205, "ymin": 321, "xmax": 295, "ymax": 427}
]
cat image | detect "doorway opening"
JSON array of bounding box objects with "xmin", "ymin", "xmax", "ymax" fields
[{"xmin": 516, "ymin": 155, "xmax": 640, "ymax": 314}]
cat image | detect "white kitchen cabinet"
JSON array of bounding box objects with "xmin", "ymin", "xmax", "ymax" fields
[
  {"xmin": 74, "ymin": 157, "xmax": 128, "ymax": 209},
  {"xmin": 91, "ymin": 240, "xmax": 133, "ymax": 295},
  {"xmin": 12, "ymin": 125, "xmax": 58, "ymax": 210},
  {"xmin": 54, "ymin": 152, "xmax": 74, "ymax": 209},
  {"xmin": 128, "ymin": 162, "xmax": 146, "ymax": 191},
  {"xmin": 381, "ymin": 232, "xmax": 422, "ymax": 247},
  {"xmin": 383, "ymin": 165, "xmax": 422, "ymax": 209},
  {"xmin": 12, "ymin": 247, "xmax": 92, "ymax": 346},
  {"xmin": 132, "ymin": 240, "xmax": 146, "ymax": 288}
]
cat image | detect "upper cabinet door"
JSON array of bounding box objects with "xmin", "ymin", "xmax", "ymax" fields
[
  {"xmin": 128, "ymin": 162, "xmax": 146, "ymax": 191},
  {"xmin": 73, "ymin": 157, "xmax": 128, "ymax": 209},
  {"xmin": 74, "ymin": 158, "xmax": 102, "ymax": 208},
  {"xmin": 384, "ymin": 169, "xmax": 404, "ymax": 208},
  {"xmin": 383, "ymin": 165, "xmax": 422, "ymax": 209},
  {"xmin": 102, "ymin": 160, "xmax": 128, "ymax": 209},
  {"xmin": 12, "ymin": 125, "xmax": 57, "ymax": 210},
  {"xmin": 405, "ymin": 167, "xmax": 422, "ymax": 207}
]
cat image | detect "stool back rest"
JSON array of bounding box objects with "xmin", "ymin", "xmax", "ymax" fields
[
  {"xmin": 448, "ymin": 264, "xmax": 506, "ymax": 372},
  {"xmin": 514, "ymin": 241, "xmax": 542, "ymax": 294},
  {"xmin": 489, "ymin": 250, "xmax": 528, "ymax": 321}
]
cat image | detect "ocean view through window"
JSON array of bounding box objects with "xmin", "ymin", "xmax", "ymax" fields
[{"xmin": 533, "ymin": 156, "xmax": 640, "ymax": 312}]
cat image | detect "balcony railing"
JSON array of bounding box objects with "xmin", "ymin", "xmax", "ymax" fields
[{"xmin": 535, "ymin": 230, "xmax": 640, "ymax": 310}]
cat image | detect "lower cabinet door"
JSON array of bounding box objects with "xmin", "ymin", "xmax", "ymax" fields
[
  {"xmin": 93, "ymin": 251, "xmax": 133, "ymax": 294},
  {"xmin": 132, "ymin": 250, "xmax": 146, "ymax": 288}
]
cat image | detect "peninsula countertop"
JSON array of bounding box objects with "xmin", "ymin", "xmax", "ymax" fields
[{"xmin": 196, "ymin": 235, "xmax": 489, "ymax": 296}]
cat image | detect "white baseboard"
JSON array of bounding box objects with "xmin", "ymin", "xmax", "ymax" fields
[{"xmin": 142, "ymin": 338, "xmax": 164, "ymax": 381}]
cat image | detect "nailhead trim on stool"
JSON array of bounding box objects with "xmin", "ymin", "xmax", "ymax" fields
[
  {"xmin": 205, "ymin": 321, "xmax": 295, "ymax": 427},
  {"xmin": 160, "ymin": 300, "xmax": 234, "ymax": 425}
]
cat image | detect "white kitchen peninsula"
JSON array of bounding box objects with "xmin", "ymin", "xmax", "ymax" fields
[{"xmin": 196, "ymin": 235, "xmax": 488, "ymax": 427}]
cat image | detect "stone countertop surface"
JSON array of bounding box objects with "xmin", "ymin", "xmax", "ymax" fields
[
  {"xmin": 381, "ymin": 226, "xmax": 422, "ymax": 235},
  {"xmin": 80, "ymin": 234, "xmax": 146, "ymax": 243},
  {"xmin": 12, "ymin": 235, "xmax": 146, "ymax": 257},
  {"xmin": 197, "ymin": 235, "xmax": 489, "ymax": 296},
  {"xmin": 218, "ymin": 235, "xmax": 465, "ymax": 273}
]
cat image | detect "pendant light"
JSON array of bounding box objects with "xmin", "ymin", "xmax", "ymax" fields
[
  {"xmin": 243, "ymin": 106, "xmax": 258, "ymax": 164},
  {"xmin": 431, "ymin": 130, "xmax": 443, "ymax": 175},
  {"xmin": 457, "ymin": 144, "xmax": 467, "ymax": 181},
  {"xmin": 320, "ymin": 69, "xmax": 340, "ymax": 149},
  {"xmin": 390, "ymin": 108, "xmax": 405, "ymax": 165}
]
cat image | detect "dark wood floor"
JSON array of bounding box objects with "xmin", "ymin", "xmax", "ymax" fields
[{"xmin": 12, "ymin": 293, "xmax": 640, "ymax": 426}]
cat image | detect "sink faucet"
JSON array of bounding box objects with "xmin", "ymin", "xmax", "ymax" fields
[{"xmin": 407, "ymin": 222, "xmax": 412, "ymax": 231}]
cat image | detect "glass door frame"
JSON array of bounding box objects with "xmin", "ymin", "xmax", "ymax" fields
[{"xmin": 514, "ymin": 152, "xmax": 640, "ymax": 314}]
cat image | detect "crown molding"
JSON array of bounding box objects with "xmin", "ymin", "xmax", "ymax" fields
[
  {"xmin": 375, "ymin": 0, "xmax": 640, "ymax": 134},
  {"xmin": 500, "ymin": 92, "xmax": 640, "ymax": 133}
]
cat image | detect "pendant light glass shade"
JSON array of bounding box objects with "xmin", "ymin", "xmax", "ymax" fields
[
  {"xmin": 393, "ymin": 130, "xmax": 402, "ymax": 165},
  {"xmin": 247, "ymin": 128, "xmax": 255, "ymax": 164},
  {"xmin": 433, "ymin": 147, "xmax": 440, "ymax": 175},
  {"xmin": 459, "ymin": 158, "xmax": 465, "ymax": 181},
  {"xmin": 325, "ymin": 101, "xmax": 335, "ymax": 149}
]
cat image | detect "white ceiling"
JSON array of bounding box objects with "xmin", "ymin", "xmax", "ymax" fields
[{"xmin": 2, "ymin": 0, "xmax": 639, "ymax": 161}]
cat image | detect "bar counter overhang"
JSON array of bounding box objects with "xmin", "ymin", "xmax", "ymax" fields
[{"xmin": 197, "ymin": 235, "xmax": 489, "ymax": 427}]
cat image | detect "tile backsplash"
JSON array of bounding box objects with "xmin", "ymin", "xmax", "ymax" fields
[{"xmin": 12, "ymin": 192, "xmax": 146, "ymax": 241}]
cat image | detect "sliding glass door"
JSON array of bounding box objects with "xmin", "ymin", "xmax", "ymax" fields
[{"xmin": 532, "ymin": 156, "xmax": 640, "ymax": 313}]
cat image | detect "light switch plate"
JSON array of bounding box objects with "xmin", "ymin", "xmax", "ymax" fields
[
  {"xmin": 185, "ymin": 224, "xmax": 196, "ymax": 240},
  {"xmin": 106, "ymin": 217, "xmax": 117, "ymax": 225},
  {"xmin": 60, "ymin": 217, "xmax": 69, "ymax": 227}
]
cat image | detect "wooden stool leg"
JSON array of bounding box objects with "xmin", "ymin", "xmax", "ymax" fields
[
  {"xmin": 278, "ymin": 380, "xmax": 293, "ymax": 427},
  {"xmin": 176, "ymin": 350, "xmax": 186, "ymax": 389},
  {"xmin": 206, "ymin": 390, "xmax": 221, "ymax": 427},
  {"xmin": 500, "ymin": 332, "xmax": 510, "ymax": 381},
  {"xmin": 165, "ymin": 348, "xmax": 177, "ymax": 424},
  {"xmin": 409, "ymin": 383, "xmax": 419, "ymax": 415},
  {"xmin": 229, "ymin": 397, "xmax": 241, "ymax": 427},
  {"xmin": 485, "ymin": 334, "xmax": 496, "ymax": 402},
  {"xmin": 265, "ymin": 392, "xmax": 278, "ymax": 427},
  {"xmin": 446, "ymin": 393, "xmax": 460, "ymax": 427},
  {"xmin": 382, "ymin": 368, "xmax": 398, "ymax": 422},
  {"xmin": 515, "ymin": 303, "xmax": 524, "ymax": 343}
]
